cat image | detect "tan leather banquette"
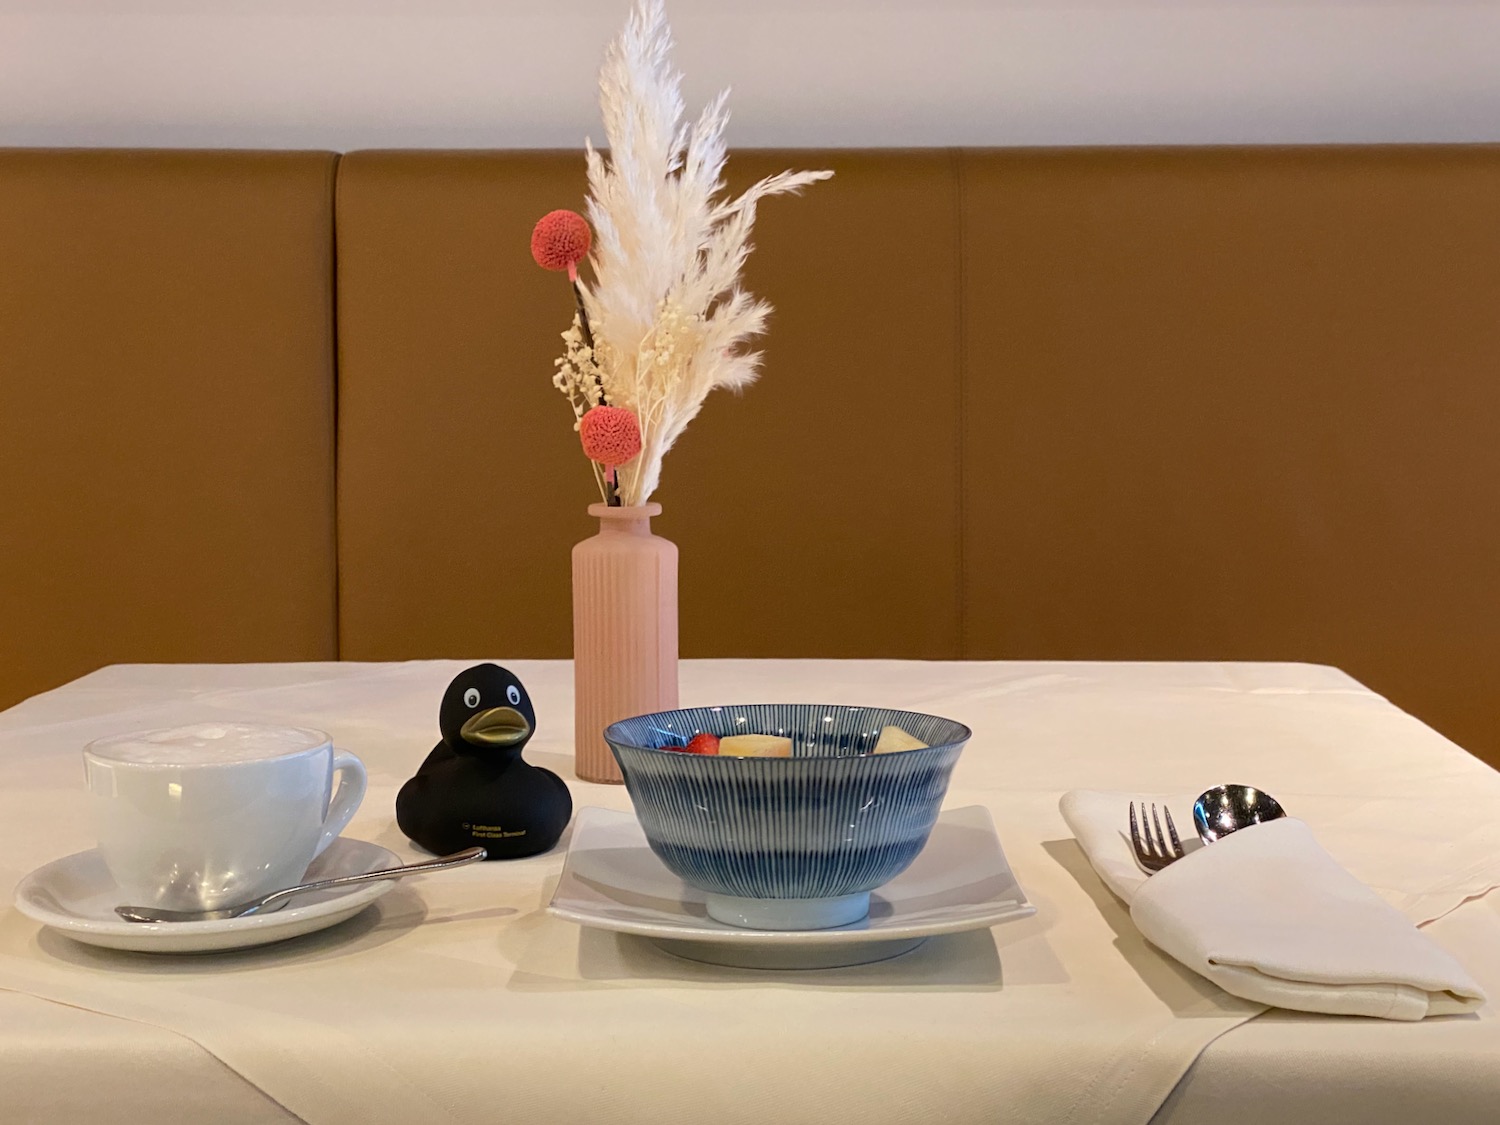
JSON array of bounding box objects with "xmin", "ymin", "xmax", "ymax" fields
[{"xmin": 3, "ymin": 146, "xmax": 1498, "ymax": 767}]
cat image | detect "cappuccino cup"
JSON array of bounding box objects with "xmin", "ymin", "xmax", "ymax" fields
[{"xmin": 84, "ymin": 723, "xmax": 367, "ymax": 912}]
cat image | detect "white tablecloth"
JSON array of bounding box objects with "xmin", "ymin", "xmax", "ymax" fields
[{"xmin": 1, "ymin": 660, "xmax": 1497, "ymax": 1125}]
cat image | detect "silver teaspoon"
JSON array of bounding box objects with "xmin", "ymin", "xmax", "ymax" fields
[
  {"xmin": 114, "ymin": 847, "xmax": 487, "ymax": 923},
  {"xmin": 1191, "ymin": 784, "xmax": 1287, "ymax": 843}
]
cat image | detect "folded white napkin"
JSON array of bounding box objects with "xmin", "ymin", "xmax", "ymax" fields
[{"xmin": 1060, "ymin": 790, "xmax": 1487, "ymax": 1020}]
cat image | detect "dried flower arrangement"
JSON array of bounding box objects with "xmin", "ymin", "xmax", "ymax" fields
[{"xmin": 531, "ymin": 0, "xmax": 831, "ymax": 506}]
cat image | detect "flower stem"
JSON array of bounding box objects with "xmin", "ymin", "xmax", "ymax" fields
[{"xmin": 572, "ymin": 281, "xmax": 608, "ymax": 407}]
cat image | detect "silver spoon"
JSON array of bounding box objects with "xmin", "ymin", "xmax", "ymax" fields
[
  {"xmin": 114, "ymin": 847, "xmax": 487, "ymax": 923},
  {"xmin": 1192, "ymin": 784, "xmax": 1287, "ymax": 843}
]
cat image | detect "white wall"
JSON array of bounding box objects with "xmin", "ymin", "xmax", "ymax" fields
[{"xmin": 1, "ymin": 1, "xmax": 1497, "ymax": 150}]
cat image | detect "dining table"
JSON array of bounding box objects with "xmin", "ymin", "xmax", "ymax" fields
[{"xmin": 2, "ymin": 658, "xmax": 1497, "ymax": 1125}]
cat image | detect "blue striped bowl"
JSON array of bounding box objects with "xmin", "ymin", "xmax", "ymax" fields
[{"xmin": 605, "ymin": 704, "xmax": 970, "ymax": 931}]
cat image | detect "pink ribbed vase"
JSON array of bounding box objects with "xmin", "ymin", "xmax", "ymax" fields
[{"xmin": 572, "ymin": 502, "xmax": 679, "ymax": 783}]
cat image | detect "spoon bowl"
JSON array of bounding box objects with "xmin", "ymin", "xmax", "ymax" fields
[{"xmin": 1192, "ymin": 784, "xmax": 1287, "ymax": 843}]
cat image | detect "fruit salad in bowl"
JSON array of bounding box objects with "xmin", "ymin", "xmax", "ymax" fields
[{"xmin": 604, "ymin": 704, "xmax": 970, "ymax": 931}]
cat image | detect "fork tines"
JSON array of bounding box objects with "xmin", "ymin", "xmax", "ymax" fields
[{"xmin": 1129, "ymin": 800, "xmax": 1186, "ymax": 873}]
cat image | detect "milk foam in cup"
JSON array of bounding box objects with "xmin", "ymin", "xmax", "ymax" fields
[{"xmin": 84, "ymin": 723, "xmax": 368, "ymax": 912}]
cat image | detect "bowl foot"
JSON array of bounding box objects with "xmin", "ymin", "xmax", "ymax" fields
[
  {"xmin": 705, "ymin": 891, "xmax": 870, "ymax": 930},
  {"xmin": 651, "ymin": 935, "xmax": 924, "ymax": 970}
]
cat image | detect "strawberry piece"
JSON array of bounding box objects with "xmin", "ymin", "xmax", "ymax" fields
[{"xmin": 682, "ymin": 732, "xmax": 720, "ymax": 755}]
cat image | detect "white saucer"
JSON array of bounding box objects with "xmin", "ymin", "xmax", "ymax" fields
[
  {"xmin": 14, "ymin": 837, "xmax": 402, "ymax": 954},
  {"xmin": 547, "ymin": 805, "xmax": 1035, "ymax": 969}
]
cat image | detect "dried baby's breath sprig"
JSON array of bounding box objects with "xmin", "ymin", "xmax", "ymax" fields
[
  {"xmin": 552, "ymin": 315, "xmax": 606, "ymax": 424},
  {"xmin": 607, "ymin": 298, "xmax": 701, "ymax": 447},
  {"xmin": 551, "ymin": 315, "xmax": 616, "ymax": 501}
]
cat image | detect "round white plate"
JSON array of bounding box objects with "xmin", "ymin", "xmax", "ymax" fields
[
  {"xmin": 546, "ymin": 805, "xmax": 1036, "ymax": 969},
  {"xmin": 13, "ymin": 837, "xmax": 401, "ymax": 954}
]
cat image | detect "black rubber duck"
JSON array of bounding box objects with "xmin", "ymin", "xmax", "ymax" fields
[{"xmin": 396, "ymin": 664, "xmax": 572, "ymax": 860}]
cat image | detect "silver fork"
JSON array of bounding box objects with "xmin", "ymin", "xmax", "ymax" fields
[{"xmin": 1129, "ymin": 801, "xmax": 1185, "ymax": 873}]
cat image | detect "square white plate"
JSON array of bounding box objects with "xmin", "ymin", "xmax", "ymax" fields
[{"xmin": 547, "ymin": 805, "xmax": 1035, "ymax": 969}]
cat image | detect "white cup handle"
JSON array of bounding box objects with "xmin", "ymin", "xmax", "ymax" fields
[{"xmin": 315, "ymin": 750, "xmax": 368, "ymax": 857}]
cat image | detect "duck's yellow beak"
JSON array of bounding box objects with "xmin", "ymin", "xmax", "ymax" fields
[{"xmin": 460, "ymin": 706, "xmax": 531, "ymax": 747}]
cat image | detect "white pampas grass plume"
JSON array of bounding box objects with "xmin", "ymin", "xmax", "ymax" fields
[{"xmin": 577, "ymin": 0, "xmax": 831, "ymax": 504}]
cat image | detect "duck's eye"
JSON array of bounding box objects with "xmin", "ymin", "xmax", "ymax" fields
[
  {"xmin": 506, "ymin": 685, "xmax": 521, "ymax": 706},
  {"xmin": 463, "ymin": 688, "xmax": 480, "ymax": 708}
]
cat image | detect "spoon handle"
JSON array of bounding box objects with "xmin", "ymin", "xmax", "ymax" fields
[{"xmin": 253, "ymin": 847, "xmax": 487, "ymax": 912}]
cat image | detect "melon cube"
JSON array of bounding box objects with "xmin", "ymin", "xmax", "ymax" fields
[
  {"xmin": 717, "ymin": 734, "xmax": 793, "ymax": 758},
  {"xmin": 873, "ymin": 725, "xmax": 928, "ymax": 754}
]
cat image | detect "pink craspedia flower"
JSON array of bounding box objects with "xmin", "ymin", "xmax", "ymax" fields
[
  {"xmin": 531, "ymin": 210, "xmax": 592, "ymax": 276},
  {"xmin": 578, "ymin": 406, "xmax": 642, "ymax": 469}
]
